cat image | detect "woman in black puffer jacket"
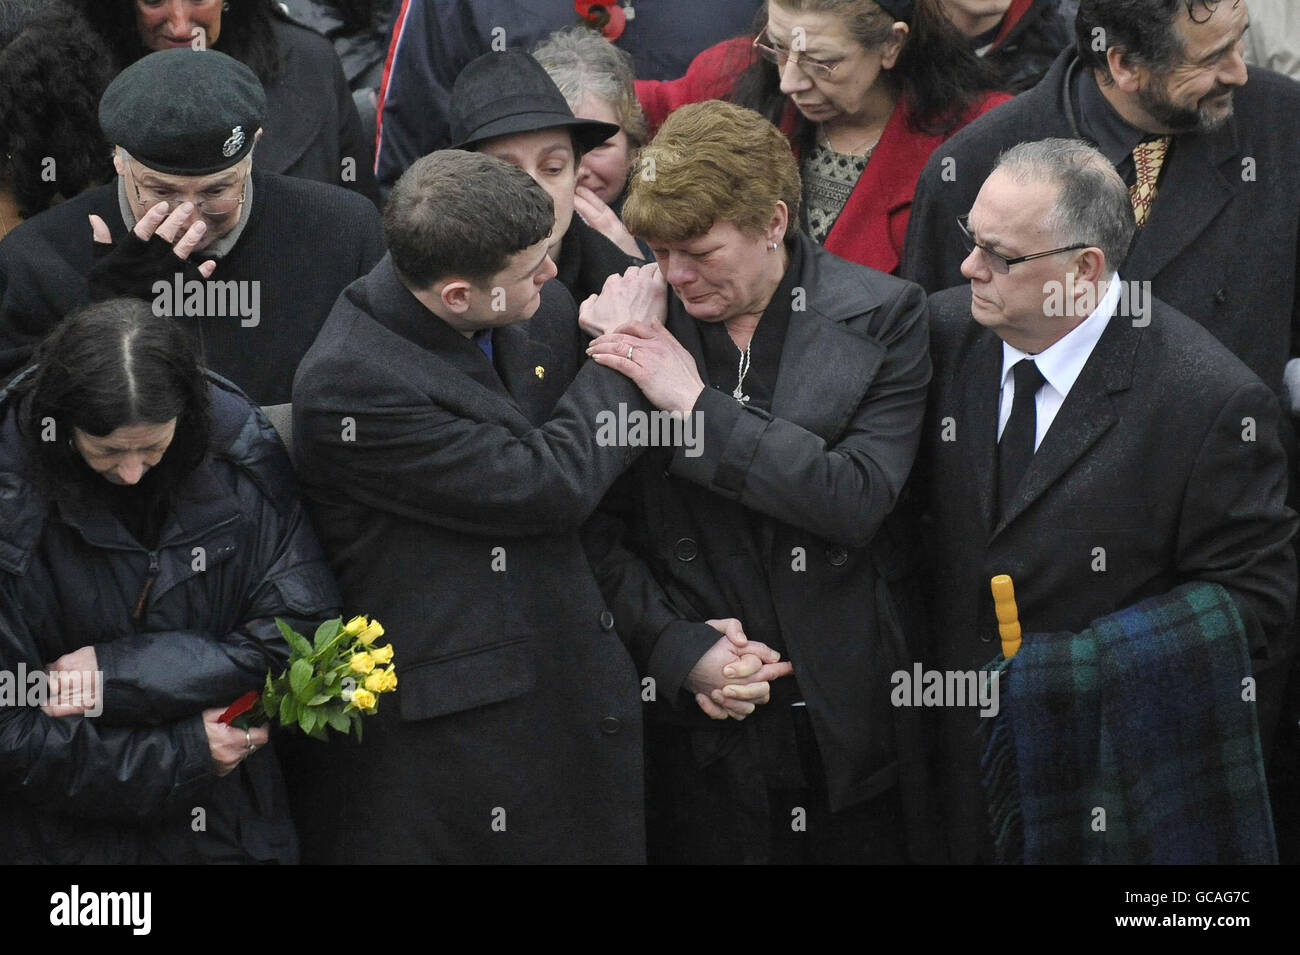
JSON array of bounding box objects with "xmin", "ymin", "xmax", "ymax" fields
[{"xmin": 0, "ymin": 299, "xmax": 340, "ymax": 863}]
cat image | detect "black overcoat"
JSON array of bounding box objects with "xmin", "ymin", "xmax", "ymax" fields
[
  {"xmin": 287, "ymin": 255, "xmax": 649, "ymax": 863},
  {"xmin": 902, "ymin": 50, "xmax": 1300, "ymax": 402},
  {"xmin": 919, "ymin": 287, "xmax": 1298, "ymax": 863},
  {"xmin": 586, "ymin": 234, "xmax": 938, "ymax": 850}
]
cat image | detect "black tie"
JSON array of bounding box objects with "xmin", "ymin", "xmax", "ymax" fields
[{"xmin": 997, "ymin": 359, "xmax": 1046, "ymax": 519}]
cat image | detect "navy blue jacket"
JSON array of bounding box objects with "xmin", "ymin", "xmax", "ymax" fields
[{"xmin": 375, "ymin": 0, "xmax": 764, "ymax": 189}]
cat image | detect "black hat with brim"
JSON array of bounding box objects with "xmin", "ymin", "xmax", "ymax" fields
[
  {"xmin": 449, "ymin": 51, "xmax": 619, "ymax": 154},
  {"xmin": 99, "ymin": 49, "xmax": 267, "ymax": 176}
]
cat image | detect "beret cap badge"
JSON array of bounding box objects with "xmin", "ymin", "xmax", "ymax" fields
[{"xmin": 222, "ymin": 126, "xmax": 246, "ymax": 158}]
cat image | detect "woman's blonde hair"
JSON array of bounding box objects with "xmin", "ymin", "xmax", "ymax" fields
[{"xmin": 622, "ymin": 100, "xmax": 801, "ymax": 245}]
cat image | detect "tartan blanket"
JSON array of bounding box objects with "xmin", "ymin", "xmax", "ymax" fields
[{"xmin": 980, "ymin": 581, "xmax": 1277, "ymax": 864}]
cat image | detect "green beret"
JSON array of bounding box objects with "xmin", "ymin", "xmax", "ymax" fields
[{"xmin": 99, "ymin": 49, "xmax": 267, "ymax": 176}]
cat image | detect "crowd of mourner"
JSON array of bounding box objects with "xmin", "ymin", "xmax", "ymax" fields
[{"xmin": 1, "ymin": 0, "xmax": 1299, "ymax": 866}]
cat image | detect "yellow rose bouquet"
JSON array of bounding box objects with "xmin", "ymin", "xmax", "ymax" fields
[{"xmin": 218, "ymin": 615, "xmax": 396, "ymax": 741}]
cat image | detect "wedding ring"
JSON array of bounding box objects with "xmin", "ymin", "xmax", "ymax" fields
[
  {"xmin": 245, "ymin": 728, "xmax": 254, "ymax": 755},
  {"xmin": 626, "ymin": 346, "xmax": 635, "ymax": 361}
]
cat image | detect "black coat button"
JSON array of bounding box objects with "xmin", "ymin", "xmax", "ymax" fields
[
  {"xmin": 826, "ymin": 545, "xmax": 849, "ymax": 566},
  {"xmin": 674, "ymin": 538, "xmax": 698, "ymax": 561},
  {"xmin": 979, "ymin": 632, "xmax": 993, "ymax": 643},
  {"xmin": 600, "ymin": 717, "xmax": 621, "ymax": 734},
  {"xmin": 599, "ymin": 610, "xmax": 615, "ymax": 631},
  {"xmin": 1213, "ymin": 288, "xmax": 1228, "ymax": 305}
]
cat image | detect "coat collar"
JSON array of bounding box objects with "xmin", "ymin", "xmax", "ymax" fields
[
  {"xmin": 362, "ymin": 255, "xmax": 570, "ymax": 424},
  {"xmin": 1056, "ymin": 50, "xmax": 1243, "ymax": 281},
  {"xmin": 668, "ymin": 233, "xmax": 889, "ymax": 439}
]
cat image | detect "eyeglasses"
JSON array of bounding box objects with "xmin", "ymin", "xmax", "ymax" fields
[
  {"xmin": 126, "ymin": 160, "xmax": 248, "ymax": 216},
  {"xmin": 751, "ymin": 32, "xmax": 844, "ymax": 79},
  {"xmin": 957, "ymin": 216, "xmax": 1089, "ymax": 274}
]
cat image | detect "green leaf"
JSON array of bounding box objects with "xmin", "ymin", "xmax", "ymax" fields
[
  {"xmin": 326, "ymin": 708, "xmax": 351, "ymax": 733},
  {"xmin": 350, "ymin": 709, "xmax": 363, "ymax": 743},
  {"xmin": 289, "ymin": 658, "xmax": 313, "ymax": 698},
  {"xmin": 314, "ymin": 617, "xmax": 342, "ymax": 653},
  {"xmin": 279, "ymin": 692, "xmax": 296, "ymax": 726},
  {"xmin": 308, "ymin": 722, "xmax": 329, "ymax": 741},
  {"xmin": 300, "ymin": 706, "xmax": 317, "ymax": 736},
  {"xmin": 277, "ymin": 618, "xmax": 313, "ymax": 658},
  {"xmin": 302, "ymin": 676, "xmax": 325, "ymax": 700},
  {"xmin": 307, "ymin": 693, "xmax": 332, "ymax": 706}
]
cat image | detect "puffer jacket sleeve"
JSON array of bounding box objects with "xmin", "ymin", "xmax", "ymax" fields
[
  {"xmin": 0, "ymin": 577, "xmax": 214, "ymax": 820},
  {"xmin": 94, "ymin": 405, "xmax": 343, "ymax": 726}
]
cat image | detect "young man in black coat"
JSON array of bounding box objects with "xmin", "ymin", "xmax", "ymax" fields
[
  {"xmin": 0, "ymin": 49, "xmax": 384, "ymax": 405},
  {"xmin": 288, "ymin": 150, "xmax": 665, "ymax": 863},
  {"xmin": 919, "ymin": 139, "xmax": 1297, "ymax": 864}
]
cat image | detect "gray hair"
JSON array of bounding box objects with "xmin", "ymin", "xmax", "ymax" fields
[
  {"xmin": 532, "ymin": 26, "xmax": 648, "ymax": 147},
  {"xmin": 992, "ymin": 138, "xmax": 1135, "ymax": 274}
]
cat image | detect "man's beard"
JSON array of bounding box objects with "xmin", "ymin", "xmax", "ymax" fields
[{"xmin": 1137, "ymin": 78, "xmax": 1236, "ymax": 134}]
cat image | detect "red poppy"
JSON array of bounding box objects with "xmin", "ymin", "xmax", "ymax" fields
[
  {"xmin": 218, "ymin": 690, "xmax": 261, "ymax": 725},
  {"xmin": 575, "ymin": 1, "xmax": 627, "ymax": 41}
]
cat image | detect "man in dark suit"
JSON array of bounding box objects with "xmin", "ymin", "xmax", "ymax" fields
[
  {"xmin": 903, "ymin": 0, "xmax": 1300, "ymax": 408},
  {"xmin": 287, "ymin": 149, "xmax": 765, "ymax": 862},
  {"xmin": 920, "ymin": 138, "xmax": 1297, "ymax": 864}
]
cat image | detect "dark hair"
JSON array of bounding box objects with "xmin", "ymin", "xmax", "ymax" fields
[
  {"xmin": 732, "ymin": 0, "xmax": 998, "ymax": 141},
  {"xmin": 0, "ymin": 0, "xmax": 114, "ymax": 218},
  {"xmin": 383, "ymin": 150, "xmax": 554, "ymax": 287},
  {"xmin": 17, "ymin": 299, "xmax": 212, "ymax": 504},
  {"xmin": 1076, "ymin": 0, "xmax": 1226, "ymax": 78},
  {"xmin": 70, "ymin": 0, "xmax": 282, "ymax": 84}
]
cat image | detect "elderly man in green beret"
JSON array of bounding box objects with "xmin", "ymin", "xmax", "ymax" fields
[{"xmin": 0, "ymin": 48, "xmax": 384, "ymax": 405}]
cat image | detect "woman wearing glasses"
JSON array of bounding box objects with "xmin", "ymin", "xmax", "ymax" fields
[{"xmin": 636, "ymin": 0, "xmax": 1009, "ymax": 275}]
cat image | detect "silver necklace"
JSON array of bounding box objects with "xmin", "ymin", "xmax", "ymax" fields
[{"xmin": 733, "ymin": 341, "xmax": 752, "ymax": 403}]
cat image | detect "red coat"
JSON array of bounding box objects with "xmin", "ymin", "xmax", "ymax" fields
[{"xmin": 635, "ymin": 37, "xmax": 1010, "ymax": 275}]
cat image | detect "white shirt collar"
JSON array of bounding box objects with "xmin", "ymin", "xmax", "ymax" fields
[{"xmin": 1001, "ymin": 272, "xmax": 1122, "ymax": 397}]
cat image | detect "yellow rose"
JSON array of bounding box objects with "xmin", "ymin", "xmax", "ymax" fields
[
  {"xmin": 350, "ymin": 688, "xmax": 377, "ymax": 711},
  {"xmin": 342, "ymin": 615, "xmax": 368, "ymax": 636},
  {"xmin": 349, "ymin": 652, "xmax": 375, "ymax": 674},
  {"xmin": 380, "ymin": 666, "xmax": 398, "ymax": 692},
  {"xmin": 370, "ymin": 644, "xmax": 394, "ymax": 665},
  {"xmin": 364, "ymin": 670, "xmax": 386, "ymax": 693},
  {"xmin": 357, "ymin": 620, "xmax": 385, "ymax": 646}
]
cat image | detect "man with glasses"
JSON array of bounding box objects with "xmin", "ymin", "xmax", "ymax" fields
[
  {"xmin": 0, "ymin": 49, "xmax": 384, "ymax": 404},
  {"xmin": 904, "ymin": 0, "xmax": 1300, "ymax": 421},
  {"xmin": 918, "ymin": 139, "xmax": 1296, "ymax": 863}
]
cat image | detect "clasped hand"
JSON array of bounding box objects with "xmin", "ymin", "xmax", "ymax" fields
[{"xmin": 685, "ymin": 618, "xmax": 794, "ymax": 721}]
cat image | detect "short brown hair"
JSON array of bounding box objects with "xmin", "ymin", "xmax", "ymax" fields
[
  {"xmin": 384, "ymin": 150, "xmax": 553, "ymax": 287},
  {"xmin": 622, "ymin": 100, "xmax": 801, "ymax": 245}
]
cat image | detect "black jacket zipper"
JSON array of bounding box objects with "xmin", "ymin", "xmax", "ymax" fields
[{"xmin": 132, "ymin": 551, "xmax": 160, "ymax": 622}]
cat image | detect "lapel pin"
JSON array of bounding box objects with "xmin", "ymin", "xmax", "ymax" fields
[{"xmin": 534, "ymin": 365, "xmax": 545, "ymax": 379}]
